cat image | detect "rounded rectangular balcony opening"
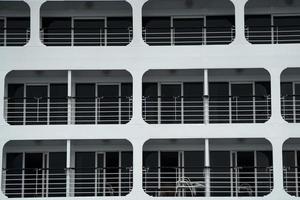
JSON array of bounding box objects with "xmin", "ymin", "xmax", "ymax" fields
[
  {"xmin": 281, "ymin": 68, "xmax": 300, "ymax": 123},
  {"xmin": 143, "ymin": 138, "xmax": 273, "ymax": 197},
  {"xmin": 4, "ymin": 70, "xmax": 133, "ymax": 125},
  {"xmin": 245, "ymin": 0, "xmax": 300, "ymax": 44},
  {"xmin": 2, "ymin": 139, "xmax": 133, "ymax": 198},
  {"xmin": 142, "ymin": 68, "xmax": 271, "ymax": 124},
  {"xmin": 0, "ymin": 1, "xmax": 30, "ymax": 46},
  {"xmin": 283, "ymin": 138, "xmax": 300, "ymax": 197},
  {"xmin": 40, "ymin": 1, "xmax": 133, "ymax": 46},
  {"xmin": 142, "ymin": 0, "xmax": 235, "ymax": 46}
]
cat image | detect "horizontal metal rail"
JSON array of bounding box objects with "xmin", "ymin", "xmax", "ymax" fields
[
  {"xmin": 4, "ymin": 96, "xmax": 133, "ymax": 125},
  {"xmin": 0, "ymin": 29, "xmax": 30, "ymax": 46},
  {"xmin": 40, "ymin": 27, "xmax": 132, "ymax": 46},
  {"xmin": 142, "ymin": 96, "xmax": 271, "ymax": 124},
  {"xmin": 281, "ymin": 95, "xmax": 300, "ymax": 123},
  {"xmin": 142, "ymin": 26, "xmax": 235, "ymax": 45},
  {"xmin": 143, "ymin": 166, "xmax": 273, "ymax": 197},
  {"xmin": 245, "ymin": 25, "xmax": 300, "ymax": 44},
  {"xmin": 3, "ymin": 167, "xmax": 133, "ymax": 198}
]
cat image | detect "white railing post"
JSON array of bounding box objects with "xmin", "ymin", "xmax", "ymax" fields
[
  {"xmin": 67, "ymin": 70, "xmax": 72, "ymax": 125},
  {"xmin": 204, "ymin": 139, "xmax": 210, "ymax": 197},
  {"xmin": 204, "ymin": 69, "xmax": 209, "ymax": 124},
  {"xmin": 66, "ymin": 140, "xmax": 71, "ymax": 197}
]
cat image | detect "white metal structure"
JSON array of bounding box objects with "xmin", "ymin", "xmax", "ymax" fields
[{"xmin": 1, "ymin": 0, "xmax": 300, "ymax": 199}]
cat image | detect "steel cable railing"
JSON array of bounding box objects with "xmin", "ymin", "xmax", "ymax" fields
[
  {"xmin": 142, "ymin": 26, "xmax": 235, "ymax": 45},
  {"xmin": 40, "ymin": 27, "xmax": 132, "ymax": 46},
  {"xmin": 4, "ymin": 96, "xmax": 133, "ymax": 125},
  {"xmin": 245, "ymin": 25, "xmax": 300, "ymax": 44},
  {"xmin": 0, "ymin": 28, "xmax": 30, "ymax": 46},
  {"xmin": 2, "ymin": 167, "xmax": 133, "ymax": 198},
  {"xmin": 142, "ymin": 95, "xmax": 271, "ymax": 124}
]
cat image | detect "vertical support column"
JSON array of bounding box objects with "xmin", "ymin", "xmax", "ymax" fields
[
  {"xmin": 128, "ymin": 0, "xmax": 147, "ymax": 46},
  {"xmin": 0, "ymin": 71, "xmax": 7, "ymax": 126},
  {"xmin": 205, "ymin": 139, "xmax": 210, "ymax": 197},
  {"xmin": 25, "ymin": 0, "xmax": 45, "ymax": 46},
  {"xmin": 203, "ymin": 69, "xmax": 210, "ymax": 196},
  {"xmin": 66, "ymin": 140, "xmax": 71, "ymax": 197},
  {"xmin": 271, "ymin": 138, "xmax": 285, "ymax": 196},
  {"xmin": 130, "ymin": 70, "xmax": 145, "ymax": 124},
  {"xmin": 203, "ymin": 69, "xmax": 209, "ymax": 124},
  {"xmin": 230, "ymin": 0, "xmax": 248, "ymax": 45},
  {"xmin": 131, "ymin": 139, "xmax": 145, "ymax": 196},
  {"xmin": 270, "ymin": 68, "xmax": 284, "ymax": 123},
  {"xmin": 67, "ymin": 70, "xmax": 72, "ymax": 125}
]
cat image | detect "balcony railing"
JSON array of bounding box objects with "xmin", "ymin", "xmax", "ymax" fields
[
  {"xmin": 40, "ymin": 27, "xmax": 133, "ymax": 46},
  {"xmin": 2, "ymin": 167, "xmax": 133, "ymax": 198},
  {"xmin": 281, "ymin": 95, "xmax": 300, "ymax": 123},
  {"xmin": 142, "ymin": 26, "xmax": 235, "ymax": 45},
  {"xmin": 284, "ymin": 166, "xmax": 300, "ymax": 197},
  {"xmin": 4, "ymin": 96, "xmax": 133, "ymax": 125},
  {"xmin": 143, "ymin": 166, "xmax": 273, "ymax": 197},
  {"xmin": 0, "ymin": 28, "xmax": 30, "ymax": 46},
  {"xmin": 142, "ymin": 96, "xmax": 271, "ymax": 124},
  {"xmin": 245, "ymin": 25, "xmax": 300, "ymax": 44}
]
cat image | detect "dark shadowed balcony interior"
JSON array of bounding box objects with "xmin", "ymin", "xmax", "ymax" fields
[
  {"xmin": 283, "ymin": 138, "xmax": 300, "ymax": 197},
  {"xmin": 40, "ymin": 1, "xmax": 132, "ymax": 46},
  {"xmin": 142, "ymin": 0, "xmax": 235, "ymax": 46},
  {"xmin": 0, "ymin": 1, "xmax": 30, "ymax": 46},
  {"xmin": 3, "ymin": 139, "xmax": 133, "ymax": 198},
  {"xmin": 143, "ymin": 138, "xmax": 273, "ymax": 197},
  {"xmin": 142, "ymin": 69, "xmax": 271, "ymax": 124},
  {"xmin": 281, "ymin": 68, "xmax": 300, "ymax": 123},
  {"xmin": 245, "ymin": 0, "xmax": 300, "ymax": 44},
  {"xmin": 5, "ymin": 70, "xmax": 133, "ymax": 125}
]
